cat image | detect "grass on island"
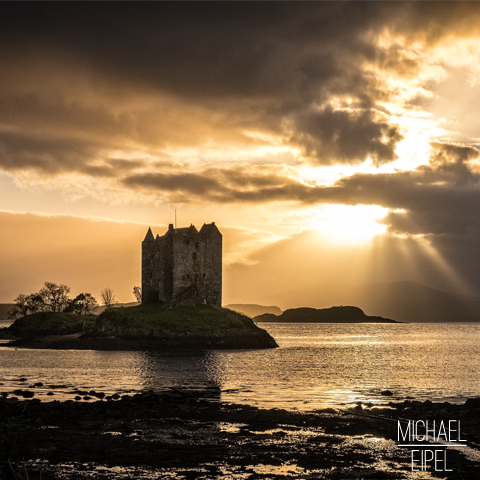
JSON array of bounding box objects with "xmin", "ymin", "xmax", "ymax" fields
[{"xmin": 98, "ymin": 303, "xmax": 254, "ymax": 335}]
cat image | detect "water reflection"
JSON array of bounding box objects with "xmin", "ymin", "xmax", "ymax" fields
[
  {"xmin": 138, "ymin": 351, "xmax": 223, "ymax": 398},
  {"xmin": 0, "ymin": 348, "xmax": 225, "ymax": 402}
]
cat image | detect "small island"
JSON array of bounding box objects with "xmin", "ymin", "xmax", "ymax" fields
[
  {"xmin": 253, "ymin": 305, "xmax": 398, "ymax": 323},
  {"xmin": 5, "ymin": 304, "xmax": 278, "ymax": 350}
]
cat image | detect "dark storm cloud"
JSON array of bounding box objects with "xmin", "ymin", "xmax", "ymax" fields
[
  {"xmin": 0, "ymin": 2, "xmax": 429, "ymax": 172},
  {"xmin": 0, "ymin": 130, "xmax": 148, "ymax": 177},
  {"xmin": 123, "ymin": 173, "xmax": 225, "ymax": 196},
  {"xmin": 1, "ymin": 2, "xmax": 480, "ymax": 191},
  {"xmin": 0, "ymin": 3, "xmax": 381, "ymax": 101},
  {"xmin": 0, "ymin": 130, "xmax": 97, "ymax": 174},
  {"xmin": 121, "ymin": 167, "xmax": 300, "ymax": 202},
  {"xmin": 291, "ymin": 106, "xmax": 403, "ymax": 165}
]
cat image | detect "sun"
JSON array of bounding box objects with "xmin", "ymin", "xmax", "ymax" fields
[{"xmin": 313, "ymin": 205, "xmax": 388, "ymax": 244}]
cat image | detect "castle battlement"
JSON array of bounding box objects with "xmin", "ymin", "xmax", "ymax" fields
[{"xmin": 142, "ymin": 223, "xmax": 222, "ymax": 306}]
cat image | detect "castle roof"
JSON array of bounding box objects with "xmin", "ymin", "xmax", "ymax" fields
[
  {"xmin": 199, "ymin": 222, "xmax": 221, "ymax": 237},
  {"xmin": 165, "ymin": 224, "xmax": 199, "ymax": 238},
  {"xmin": 143, "ymin": 227, "xmax": 155, "ymax": 242}
]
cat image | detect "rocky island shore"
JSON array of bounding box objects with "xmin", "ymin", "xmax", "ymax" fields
[
  {"xmin": 1, "ymin": 389, "xmax": 479, "ymax": 479},
  {"xmin": 3, "ymin": 304, "xmax": 278, "ymax": 350}
]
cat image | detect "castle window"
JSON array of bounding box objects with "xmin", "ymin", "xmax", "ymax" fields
[
  {"xmin": 203, "ymin": 273, "xmax": 206, "ymax": 278},
  {"xmin": 187, "ymin": 274, "xmax": 190, "ymax": 279},
  {"xmin": 195, "ymin": 242, "xmax": 199, "ymax": 248},
  {"xmin": 186, "ymin": 240, "xmax": 190, "ymax": 245},
  {"xmin": 192, "ymin": 252, "xmax": 197, "ymax": 260},
  {"xmin": 150, "ymin": 273, "xmax": 152, "ymax": 279}
]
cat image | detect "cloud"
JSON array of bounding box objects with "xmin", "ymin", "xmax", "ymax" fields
[
  {"xmin": 0, "ymin": 2, "xmax": 424, "ymax": 181},
  {"xmin": 123, "ymin": 173, "xmax": 224, "ymax": 196},
  {"xmin": 290, "ymin": 106, "xmax": 403, "ymax": 165}
]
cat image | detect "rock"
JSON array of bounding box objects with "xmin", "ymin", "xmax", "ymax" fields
[
  {"xmin": 465, "ymin": 398, "xmax": 480, "ymax": 409},
  {"xmin": 380, "ymin": 390, "xmax": 393, "ymax": 396}
]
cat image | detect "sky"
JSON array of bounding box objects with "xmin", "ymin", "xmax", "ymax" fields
[{"xmin": 2, "ymin": 2, "xmax": 480, "ymax": 305}]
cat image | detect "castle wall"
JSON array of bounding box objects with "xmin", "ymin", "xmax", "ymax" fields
[{"xmin": 200, "ymin": 226, "xmax": 222, "ymax": 307}]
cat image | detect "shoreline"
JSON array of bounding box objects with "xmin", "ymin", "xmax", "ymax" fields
[
  {"xmin": 2, "ymin": 389, "xmax": 480, "ymax": 479},
  {"xmin": 2, "ymin": 332, "xmax": 278, "ymax": 351}
]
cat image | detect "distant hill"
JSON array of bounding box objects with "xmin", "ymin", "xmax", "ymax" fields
[
  {"xmin": 254, "ymin": 306, "xmax": 397, "ymax": 323},
  {"xmin": 252, "ymin": 281, "xmax": 480, "ymax": 323},
  {"xmin": 224, "ymin": 304, "xmax": 282, "ymax": 318},
  {"xmin": 0, "ymin": 304, "xmax": 14, "ymax": 320}
]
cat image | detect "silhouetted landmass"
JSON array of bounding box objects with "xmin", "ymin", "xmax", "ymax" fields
[
  {"xmin": 254, "ymin": 306, "xmax": 397, "ymax": 323},
  {"xmin": 7, "ymin": 312, "xmax": 97, "ymax": 337},
  {"xmin": 93, "ymin": 302, "xmax": 140, "ymax": 315},
  {"xmin": 0, "ymin": 304, "xmax": 14, "ymax": 320},
  {"xmin": 253, "ymin": 281, "xmax": 480, "ymax": 323},
  {"xmin": 224, "ymin": 303, "xmax": 282, "ymax": 317},
  {"xmin": 5, "ymin": 304, "xmax": 278, "ymax": 350}
]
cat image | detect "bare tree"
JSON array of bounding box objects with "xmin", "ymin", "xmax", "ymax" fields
[
  {"xmin": 132, "ymin": 286, "xmax": 142, "ymax": 303},
  {"xmin": 100, "ymin": 288, "xmax": 116, "ymax": 308}
]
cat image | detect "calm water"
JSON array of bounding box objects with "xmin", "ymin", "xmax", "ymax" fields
[{"xmin": 1, "ymin": 322, "xmax": 480, "ymax": 410}]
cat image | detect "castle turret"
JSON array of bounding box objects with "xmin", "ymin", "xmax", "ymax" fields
[
  {"xmin": 144, "ymin": 227, "xmax": 155, "ymax": 242},
  {"xmin": 142, "ymin": 227, "xmax": 160, "ymax": 303}
]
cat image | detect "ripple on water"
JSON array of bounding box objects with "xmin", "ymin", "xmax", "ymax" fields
[{"xmin": 1, "ymin": 323, "xmax": 480, "ymax": 410}]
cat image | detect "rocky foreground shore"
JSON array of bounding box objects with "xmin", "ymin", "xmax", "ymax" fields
[{"xmin": 2, "ymin": 390, "xmax": 480, "ymax": 479}]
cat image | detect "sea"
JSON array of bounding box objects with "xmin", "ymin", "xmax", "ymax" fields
[{"xmin": 1, "ymin": 320, "xmax": 480, "ymax": 410}]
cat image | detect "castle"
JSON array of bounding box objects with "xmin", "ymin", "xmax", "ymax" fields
[{"xmin": 142, "ymin": 223, "xmax": 222, "ymax": 306}]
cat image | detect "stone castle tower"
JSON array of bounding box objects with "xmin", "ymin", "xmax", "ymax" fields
[{"xmin": 142, "ymin": 222, "xmax": 222, "ymax": 306}]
